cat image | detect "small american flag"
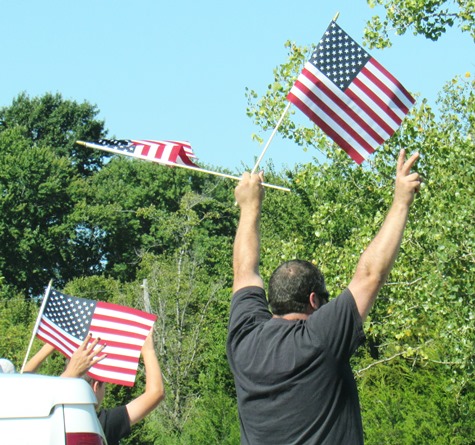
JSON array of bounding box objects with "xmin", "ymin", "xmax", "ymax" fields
[
  {"xmin": 287, "ymin": 21, "xmax": 415, "ymax": 164},
  {"xmin": 36, "ymin": 289, "xmax": 157, "ymax": 386},
  {"xmin": 84, "ymin": 139, "xmax": 198, "ymax": 167}
]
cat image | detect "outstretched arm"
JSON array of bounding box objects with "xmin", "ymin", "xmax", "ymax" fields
[
  {"xmin": 23, "ymin": 343, "xmax": 56, "ymax": 373},
  {"xmin": 233, "ymin": 172, "xmax": 265, "ymax": 293},
  {"xmin": 348, "ymin": 150, "xmax": 422, "ymax": 322},
  {"xmin": 126, "ymin": 329, "xmax": 165, "ymax": 426}
]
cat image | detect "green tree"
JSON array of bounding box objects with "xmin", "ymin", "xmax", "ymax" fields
[
  {"xmin": 363, "ymin": 0, "xmax": 475, "ymax": 48},
  {"xmin": 359, "ymin": 358, "xmax": 475, "ymax": 444},
  {"xmin": 0, "ymin": 92, "xmax": 106, "ymax": 175},
  {"xmin": 0, "ymin": 292, "xmax": 37, "ymax": 371},
  {"xmin": 136, "ymin": 190, "xmax": 234, "ymax": 441},
  {"xmin": 0, "ymin": 127, "xmax": 77, "ymax": 295},
  {"xmin": 0, "ymin": 93, "xmax": 108, "ymax": 295},
  {"xmin": 70, "ymin": 156, "xmax": 237, "ymax": 281}
]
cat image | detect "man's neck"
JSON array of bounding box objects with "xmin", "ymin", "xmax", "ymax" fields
[{"xmin": 273, "ymin": 313, "xmax": 309, "ymax": 321}]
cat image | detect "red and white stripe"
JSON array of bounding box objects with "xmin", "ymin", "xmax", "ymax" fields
[
  {"xmin": 287, "ymin": 58, "xmax": 415, "ymax": 164},
  {"xmin": 37, "ymin": 301, "xmax": 156, "ymax": 386},
  {"xmin": 131, "ymin": 139, "xmax": 198, "ymax": 167}
]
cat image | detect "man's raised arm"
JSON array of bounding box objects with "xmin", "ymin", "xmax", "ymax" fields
[
  {"xmin": 233, "ymin": 172, "xmax": 265, "ymax": 293},
  {"xmin": 349, "ymin": 149, "xmax": 422, "ymax": 322}
]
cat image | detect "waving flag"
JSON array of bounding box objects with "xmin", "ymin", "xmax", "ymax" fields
[
  {"xmin": 287, "ymin": 21, "xmax": 415, "ymax": 164},
  {"xmin": 36, "ymin": 288, "xmax": 157, "ymax": 386},
  {"xmin": 75, "ymin": 138, "xmax": 292, "ymax": 192},
  {"xmin": 78, "ymin": 139, "xmax": 198, "ymax": 167}
]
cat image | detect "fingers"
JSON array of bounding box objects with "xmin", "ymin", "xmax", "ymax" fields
[
  {"xmin": 406, "ymin": 172, "xmax": 421, "ymax": 183},
  {"xmin": 239, "ymin": 171, "xmax": 264, "ymax": 183},
  {"xmin": 79, "ymin": 333, "xmax": 93, "ymax": 350},
  {"xmin": 91, "ymin": 353, "xmax": 107, "ymax": 366},
  {"xmin": 397, "ymin": 149, "xmax": 406, "ymax": 173},
  {"xmin": 81, "ymin": 333, "xmax": 107, "ymax": 358},
  {"xmin": 240, "ymin": 171, "xmax": 250, "ymax": 182},
  {"xmin": 399, "ymin": 150, "xmax": 420, "ymax": 175}
]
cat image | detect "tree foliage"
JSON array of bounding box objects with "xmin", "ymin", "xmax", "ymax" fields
[
  {"xmin": 0, "ymin": 127, "xmax": 77, "ymax": 294},
  {"xmin": 364, "ymin": 0, "xmax": 475, "ymax": 48},
  {"xmin": 0, "ymin": 92, "xmax": 106, "ymax": 175},
  {"xmin": 0, "ymin": 93, "xmax": 108, "ymax": 295}
]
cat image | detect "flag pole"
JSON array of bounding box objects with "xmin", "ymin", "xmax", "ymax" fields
[
  {"xmin": 76, "ymin": 141, "xmax": 290, "ymax": 192},
  {"xmin": 250, "ymin": 10, "xmax": 340, "ymax": 174},
  {"xmin": 250, "ymin": 101, "xmax": 292, "ymax": 174},
  {"xmin": 21, "ymin": 280, "xmax": 53, "ymax": 373}
]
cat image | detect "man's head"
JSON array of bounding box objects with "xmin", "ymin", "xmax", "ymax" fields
[{"xmin": 268, "ymin": 260, "xmax": 329, "ymax": 315}]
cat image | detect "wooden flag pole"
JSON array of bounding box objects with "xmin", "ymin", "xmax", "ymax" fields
[
  {"xmin": 76, "ymin": 141, "xmax": 290, "ymax": 192},
  {"xmin": 21, "ymin": 280, "xmax": 53, "ymax": 373},
  {"xmin": 250, "ymin": 11, "xmax": 340, "ymax": 174},
  {"xmin": 250, "ymin": 101, "xmax": 291, "ymax": 174}
]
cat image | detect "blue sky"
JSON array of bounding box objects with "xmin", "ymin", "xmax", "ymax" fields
[{"xmin": 1, "ymin": 0, "xmax": 473, "ymax": 173}]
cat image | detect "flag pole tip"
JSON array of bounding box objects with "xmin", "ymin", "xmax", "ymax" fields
[
  {"xmin": 75, "ymin": 140, "xmax": 87, "ymax": 146},
  {"xmin": 332, "ymin": 12, "xmax": 340, "ymax": 22}
]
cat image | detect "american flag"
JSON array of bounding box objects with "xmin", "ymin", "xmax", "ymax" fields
[
  {"xmin": 82, "ymin": 139, "xmax": 198, "ymax": 167},
  {"xmin": 36, "ymin": 289, "xmax": 157, "ymax": 386},
  {"xmin": 287, "ymin": 21, "xmax": 415, "ymax": 164}
]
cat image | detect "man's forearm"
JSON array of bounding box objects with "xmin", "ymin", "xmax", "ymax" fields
[
  {"xmin": 233, "ymin": 206, "xmax": 263, "ymax": 292},
  {"xmin": 349, "ymin": 200, "xmax": 410, "ymax": 320},
  {"xmin": 234, "ymin": 208, "xmax": 261, "ymax": 274},
  {"xmin": 359, "ymin": 201, "xmax": 410, "ymax": 284}
]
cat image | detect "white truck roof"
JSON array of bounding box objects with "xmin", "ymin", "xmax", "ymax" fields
[{"xmin": 0, "ymin": 373, "xmax": 98, "ymax": 418}]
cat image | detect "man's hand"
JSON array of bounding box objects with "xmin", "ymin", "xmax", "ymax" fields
[
  {"xmin": 234, "ymin": 171, "xmax": 265, "ymax": 211},
  {"xmin": 61, "ymin": 334, "xmax": 107, "ymax": 378},
  {"xmin": 394, "ymin": 149, "xmax": 421, "ymax": 207}
]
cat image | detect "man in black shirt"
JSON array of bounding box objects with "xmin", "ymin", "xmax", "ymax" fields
[{"xmin": 227, "ymin": 150, "xmax": 421, "ymax": 444}]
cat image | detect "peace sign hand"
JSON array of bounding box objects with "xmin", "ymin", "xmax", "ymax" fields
[{"xmin": 394, "ymin": 149, "xmax": 422, "ymax": 207}]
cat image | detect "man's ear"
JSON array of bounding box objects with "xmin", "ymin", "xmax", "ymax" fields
[{"xmin": 309, "ymin": 292, "xmax": 319, "ymax": 310}]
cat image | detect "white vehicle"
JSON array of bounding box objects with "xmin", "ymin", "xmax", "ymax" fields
[{"xmin": 0, "ymin": 373, "xmax": 107, "ymax": 444}]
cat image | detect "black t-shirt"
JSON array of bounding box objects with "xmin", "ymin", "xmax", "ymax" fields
[
  {"xmin": 226, "ymin": 286, "xmax": 366, "ymax": 445},
  {"xmin": 97, "ymin": 405, "xmax": 131, "ymax": 445}
]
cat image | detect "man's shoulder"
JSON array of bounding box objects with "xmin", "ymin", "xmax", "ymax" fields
[
  {"xmin": 230, "ymin": 285, "xmax": 268, "ymax": 314},
  {"xmin": 233, "ymin": 285, "xmax": 266, "ymax": 299},
  {"xmin": 320, "ymin": 288, "xmax": 357, "ymax": 311}
]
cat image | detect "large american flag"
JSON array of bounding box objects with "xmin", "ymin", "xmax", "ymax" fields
[
  {"xmin": 287, "ymin": 21, "xmax": 415, "ymax": 164},
  {"xmin": 82, "ymin": 139, "xmax": 198, "ymax": 167},
  {"xmin": 36, "ymin": 289, "xmax": 157, "ymax": 386}
]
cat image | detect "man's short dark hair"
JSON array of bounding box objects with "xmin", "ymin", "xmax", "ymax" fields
[{"xmin": 268, "ymin": 260, "xmax": 328, "ymax": 315}]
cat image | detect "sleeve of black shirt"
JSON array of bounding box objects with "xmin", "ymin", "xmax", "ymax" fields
[{"xmin": 306, "ymin": 288, "xmax": 365, "ymax": 361}]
